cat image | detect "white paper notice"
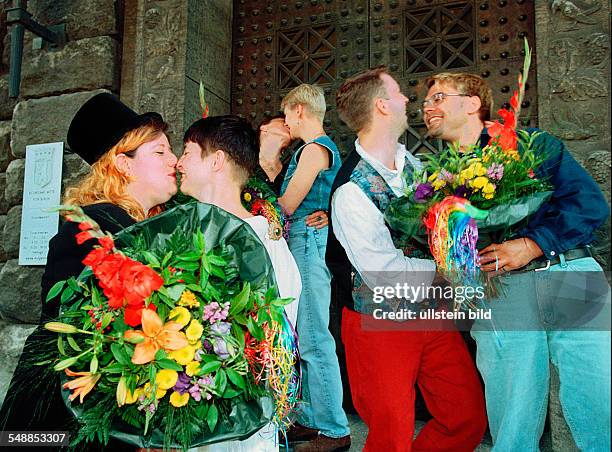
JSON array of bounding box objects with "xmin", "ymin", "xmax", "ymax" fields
[{"xmin": 19, "ymin": 142, "xmax": 64, "ymax": 265}]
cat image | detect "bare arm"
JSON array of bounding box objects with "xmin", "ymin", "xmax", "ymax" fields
[{"xmin": 278, "ymin": 143, "xmax": 329, "ymax": 216}]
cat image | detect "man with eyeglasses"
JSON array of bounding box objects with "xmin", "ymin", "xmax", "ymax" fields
[
  {"xmin": 326, "ymin": 66, "xmax": 487, "ymax": 451},
  {"xmin": 423, "ymin": 72, "xmax": 611, "ymax": 451}
]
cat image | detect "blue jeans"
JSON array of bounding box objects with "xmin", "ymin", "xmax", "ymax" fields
[
  {"xmin": 471, "ymin": 257, "xmax": 611, "ymax": 451},
  {"xmin": 288, "ymin": 220, "xmax": 350, "ymax": 438}
]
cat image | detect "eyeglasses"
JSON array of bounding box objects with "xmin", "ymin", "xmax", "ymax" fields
[{"xmin": 422, "ymin": 92, "xmax": 470, "ymax": 109}]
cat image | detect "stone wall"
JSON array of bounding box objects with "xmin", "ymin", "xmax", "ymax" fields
[
  {"xmin": 536, "ymin": 0, "xmax": 611, "ymax": 268},
  {"xmin": 0, "ymin": 0, "xmax": 122, "ymax": 404}
]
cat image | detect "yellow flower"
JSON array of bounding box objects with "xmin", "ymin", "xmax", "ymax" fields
[
  {"xmin": 170, "ymin": 391, "xmax": 190, "ymax": 407},
  {"xmin": 471, "ymin": 176, "xmax": 489, "ymax": 190},
  {"xmin": 178, "ymin": 290, "xmax": 200, "ymax": 309},
  {"xmin": 243, "ymin": 192, "xmax": 252, "ymax": 202},
  {"xmin": 186, "ymin": 361, "xmax": 201, "ymax": 377},
  {"xmin": 474, "ymin": 162, "xmax": 487, "ymax": 177},
  {"xmin": 169, "ymin": 345, "xmax": 197, "ymax": 365},
  {"xmin": 156, "ymin": 369, "xmax": 179, "ymax": 390},
  {"xmin": 432, "ymin": 179, "xmax": 446, "ymax": 191},
  {"xmin": 427, "ymin": 171, "xmax": 439, "ymax": 182},
  {"xmin": 168, "ymin": 306, "xmax": 191, "ymax": 327},
  {"xmin": 483, "ymin": 192, "xmax": 494, "ymax": 199},
  {"xmin": 482, "ymin": 182, "xmax": 496, "ymax": 200},
  {"xmin": 459, "ymin": 166, "xmax": 475, "ymax": 182},
  {"xmin": 143, "ymin": 382, "xmax": 166, "ymax": 399},
  {"xmin": 185, "ymin": 320, "xmax": 203, "ymax": 344},
  {"xmin": 125, "ymin": 387, "xmax": 142, "ymax": 404}
]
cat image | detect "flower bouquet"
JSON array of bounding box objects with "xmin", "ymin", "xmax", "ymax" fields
[
  {"xmin": 43, "ymin": 202, "xmax": 299, "ymax": 450},
  {"xmin": 385, "ymin": 40, "xmax": 552, "ymax": 297}
]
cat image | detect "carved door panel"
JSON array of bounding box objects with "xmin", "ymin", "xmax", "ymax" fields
[{"xmin": 231, "ymin": 0, "xmax": 537, "ymax": 156}]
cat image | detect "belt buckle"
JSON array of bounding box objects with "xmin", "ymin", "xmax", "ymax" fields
[{"xmin": 534, "ymin": 260, "xmax": 551, "ymax": 272}]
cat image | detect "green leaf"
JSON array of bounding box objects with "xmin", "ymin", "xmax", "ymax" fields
[
  {"xmin": 111, "ymin": 343, "xmax": 131, "ymax": 366},
  {"xmin": 53, "ymin": 355, "xmax": 79, "ymax": 371},
  {"xmin": 225, "ymin": 368, "xmax": 245, "ymax": 390},
  {"xmin": 247, "ymin": 316, "xmax": 264, "ymax": 341},
  {"xmin": 57, "ymin": 335, "xmax": 66, "ymax": 355},
  {"xmin": 229, "ymin": 283, "xmax": 250, "ymax": 316},
  {"xmin": 60, "ymin": 287, "xmax": 75, "ymax": 304},
  {"xmin": 176, "ymin": 261, "xmax": 200, "ymax": 271},
  {"xmin": 100, "ymin": 312, "xmax": 113, "ymax": 329},
  {"xmin": 215, "ymin": 369, "xmax": 227, "ymax": 394},
  {"xmin": 156, "ymin": 359, "xmax": 183, "ymax": 371},
  {"xmin": 206, "ymin": 404, "xmax": 218, "ymax": 433},
  {"xmin": 166, "ymin": 284, "xmax": 186, "ymax": 301},
  {"xmin": 154, "ymin": 349, "xmax": 167, "ymax": 361},
  {"xmin": 198, "ymin": 360, "xmax": 222, "ymax": 375},
  {"xmin": 46, "ymin": 281, "xmax": 65, "ymax": 302},
  {"xmin": 67, "ymin": 335, "xmax": 82, "ymax": 352},
  {"xmin": 222, "ymin": 387, "xmax": 241, "ymax": 398},
  {"xmin": 67, "ymin": 278, "xmax": 81, "ymax": 293},
  {"xmin": 141, "ymin": 251, "xmax": 161, "ymax": 267}
]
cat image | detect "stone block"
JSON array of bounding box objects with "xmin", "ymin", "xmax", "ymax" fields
[
  {"xmin": 0, "ymin": 214, "xmax": 6, "ymax": 261},
  {"xmin": 0, "ymin": 76, "xmax": 17, "ymax": 121},
  {"xmin": 62, "ymin": 153, "xmax": 90, "ymax": 191},
  {"xmin": 11, "ymin": 89, "xmax": 109, "ymax": 159},
  {"xmin": 0, "ymin": 121, "xmax": 13, "ymax": 172},
  {"xmin": 25, "ymin": 0, "xmax": 117, "ymax": 42},
  {"xmin": 4, "ymin": 159, "xmax": 24, "ymax": 208},
  {"xmin": 0, "ymin": 173, "xmax": 7, "ymax": 215},
  {"xmin": 21, "ymin": 36, "xmax": 119, "ymax": 99},
  {"xmin": 0, "ymin": 321, "xmax": 37, "ymax": 407},
  {"xmin": 0, "ymin": 260, "xmax": 44, "ymax": 323},
  {"xmin": 2, "ymin": 206, "xmax": 21, "ymax": 259}
]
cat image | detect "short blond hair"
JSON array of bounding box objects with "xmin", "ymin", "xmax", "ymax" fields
[
  {"xmin": 280, "ymin": 84, "xmax": 326, "ymax": 122},
  {"xmin": 425, "ymin": 73, "xmax": 494, "ymax": 121},
  {"xmin": 336, "ymin": 66, "xmax": 388, "ymax": 132}
]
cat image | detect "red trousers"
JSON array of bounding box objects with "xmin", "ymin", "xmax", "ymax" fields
[{"xmin": 341, "ymin": 308, "xmax": 486, "ymax": 452}]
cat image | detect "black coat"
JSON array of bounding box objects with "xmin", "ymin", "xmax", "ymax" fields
[{"xmin": 1, "ymin": 203, "xmax": 135, "ymax": 451}]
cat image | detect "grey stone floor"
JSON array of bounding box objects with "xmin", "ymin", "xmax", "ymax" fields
[{"xmin": 285, "ymin": 414, "xmax": 556, "ymax": 451}]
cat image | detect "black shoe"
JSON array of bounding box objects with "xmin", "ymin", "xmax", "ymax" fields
[{"xmin": 293, "ymin": 434, "xmax": 351, "ymax": 452}]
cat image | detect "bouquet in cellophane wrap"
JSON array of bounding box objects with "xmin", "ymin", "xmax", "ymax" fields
[
  {"xmin": 43, "ymin": 202, "xmax": 300, "ymax": 450},
  {"xmin": 385, "ymin": 40, "xmax": 552, "ymax": 307}
]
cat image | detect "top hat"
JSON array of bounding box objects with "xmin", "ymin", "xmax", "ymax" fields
[{"xmin": 67, "ymin": 93, "xmax": 164, "ymax": 165}]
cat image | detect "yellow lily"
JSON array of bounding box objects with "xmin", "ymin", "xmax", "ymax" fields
[
  {"xmin": 124, "ymin": 309, "xmax": 188, "ymax": 365},
  {"xmin": 63, "ymin": 368, "xmax": 101, "ymax": 403}
]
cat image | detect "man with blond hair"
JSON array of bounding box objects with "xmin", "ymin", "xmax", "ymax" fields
[
  {"xmin": 423, "ymin": 71, "xmax": 611, "ymax": 451},
  {"xmin": 326, "ymin": 67, "xmax": 486, "ymax": 451}
]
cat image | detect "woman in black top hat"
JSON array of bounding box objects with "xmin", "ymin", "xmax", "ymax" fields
[{"xmin": 0, "ymin": 93, "xmax": 177, "ymax": 450}]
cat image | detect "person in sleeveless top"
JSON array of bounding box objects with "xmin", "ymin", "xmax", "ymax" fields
[
  {"xmin": 328, "ymin": 67, "xmax": 486, "ymax": 452},
  {"xmin": 0, "ymin": 93, "xmax": 178, "ymax": 451},
  {"xmin": 277, "ymin": 84, "xmax": 351, "ymax": 451},
  {"xmin": 177, "ymin": 114, "xmax": 302, "ymax": 452}
]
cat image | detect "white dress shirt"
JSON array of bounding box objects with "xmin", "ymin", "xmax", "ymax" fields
[{"xmin": 331, "ymin": 139, "xmax": 435, "ymax": 300}]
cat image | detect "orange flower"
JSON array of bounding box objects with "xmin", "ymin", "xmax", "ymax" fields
[
  {"xmin": 124, "ymin": 309, "xmax": 188, "ymax": 364},
  {"xmin": 63, "ymin": 368, "xmax": 101, "ymax": 403}
]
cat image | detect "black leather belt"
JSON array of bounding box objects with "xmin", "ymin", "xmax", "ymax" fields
[{"xmin": 507, "ymin": 246, "xmax": 593, "ymax": 274}]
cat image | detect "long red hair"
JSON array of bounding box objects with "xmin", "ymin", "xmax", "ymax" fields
[{"xmin": 63, "ymin": 122, "xmax": 169, "ymax": 221}]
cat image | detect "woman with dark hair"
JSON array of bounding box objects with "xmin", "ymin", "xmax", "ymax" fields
[{"xmin": 0, "ymin": 93, "xmax": 177, "ymax": 450}]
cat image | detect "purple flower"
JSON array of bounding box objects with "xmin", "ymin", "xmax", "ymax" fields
[
  {"xmin": 213, "ymin": 338, "xmax": 230, "ymax": 359},
  {"xmin": 198, "ymin": 376, "xmax": 214, "ymax": 387},
  {"xmin": 173, "ymin": 372, "xmax": 191, "ymax": 394},
  {"xmin": 454, "ymin": 185, "xmax": 470, "ymax": 198},
  {"xmin": 202, "ymin": 339, "xmax": 213, "ymax": 353},
  {"xmin": 414, "ymin": 183, "xmax": 434, "ymax": 203},
  {"xmin": 210, "ymin": 321, "xmax": 231, "ymax": 336},
  {"xmin": 194, "ymin": 348, "xmax": 204, "ymax": 362},
  {"xmin": 203, "ymin": 302, "xmax": 230, "ymax": 323},
  {"xmin": 188, "ymin": 385, "xmax": 202, "ymax": 402},
  {"xmin": 440, "ymin": 169, "xmax": 454, "ymax": 182},
  {"xmin": 487, "ymin": 163, "xmax": 504, "ymax": 181}
]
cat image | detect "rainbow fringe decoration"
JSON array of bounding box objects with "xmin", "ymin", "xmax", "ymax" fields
[
  {"xmin": 424, "ymin": 196, "xmax": 488, "ymax": 291},
  {"xmin": 243, "ymin": 313, "xmax": 300, "ymax": 434}
]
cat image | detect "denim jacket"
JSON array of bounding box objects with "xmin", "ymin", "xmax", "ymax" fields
[
  {"xmin": 281, "ymin": 135, "xmax": 341, "ymax": 219},
  {"xmin": 479, "ymin": 128, "xmax": 610, "ymax": 259}
]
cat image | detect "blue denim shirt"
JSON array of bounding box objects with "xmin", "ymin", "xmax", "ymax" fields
[
  {"xmin": 281, "ymin": 135, "xmax": 341, "ymax": 219},
  {"xmin": 479, "ymin": 128, "xmax": 610, "ymax": 258}
]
